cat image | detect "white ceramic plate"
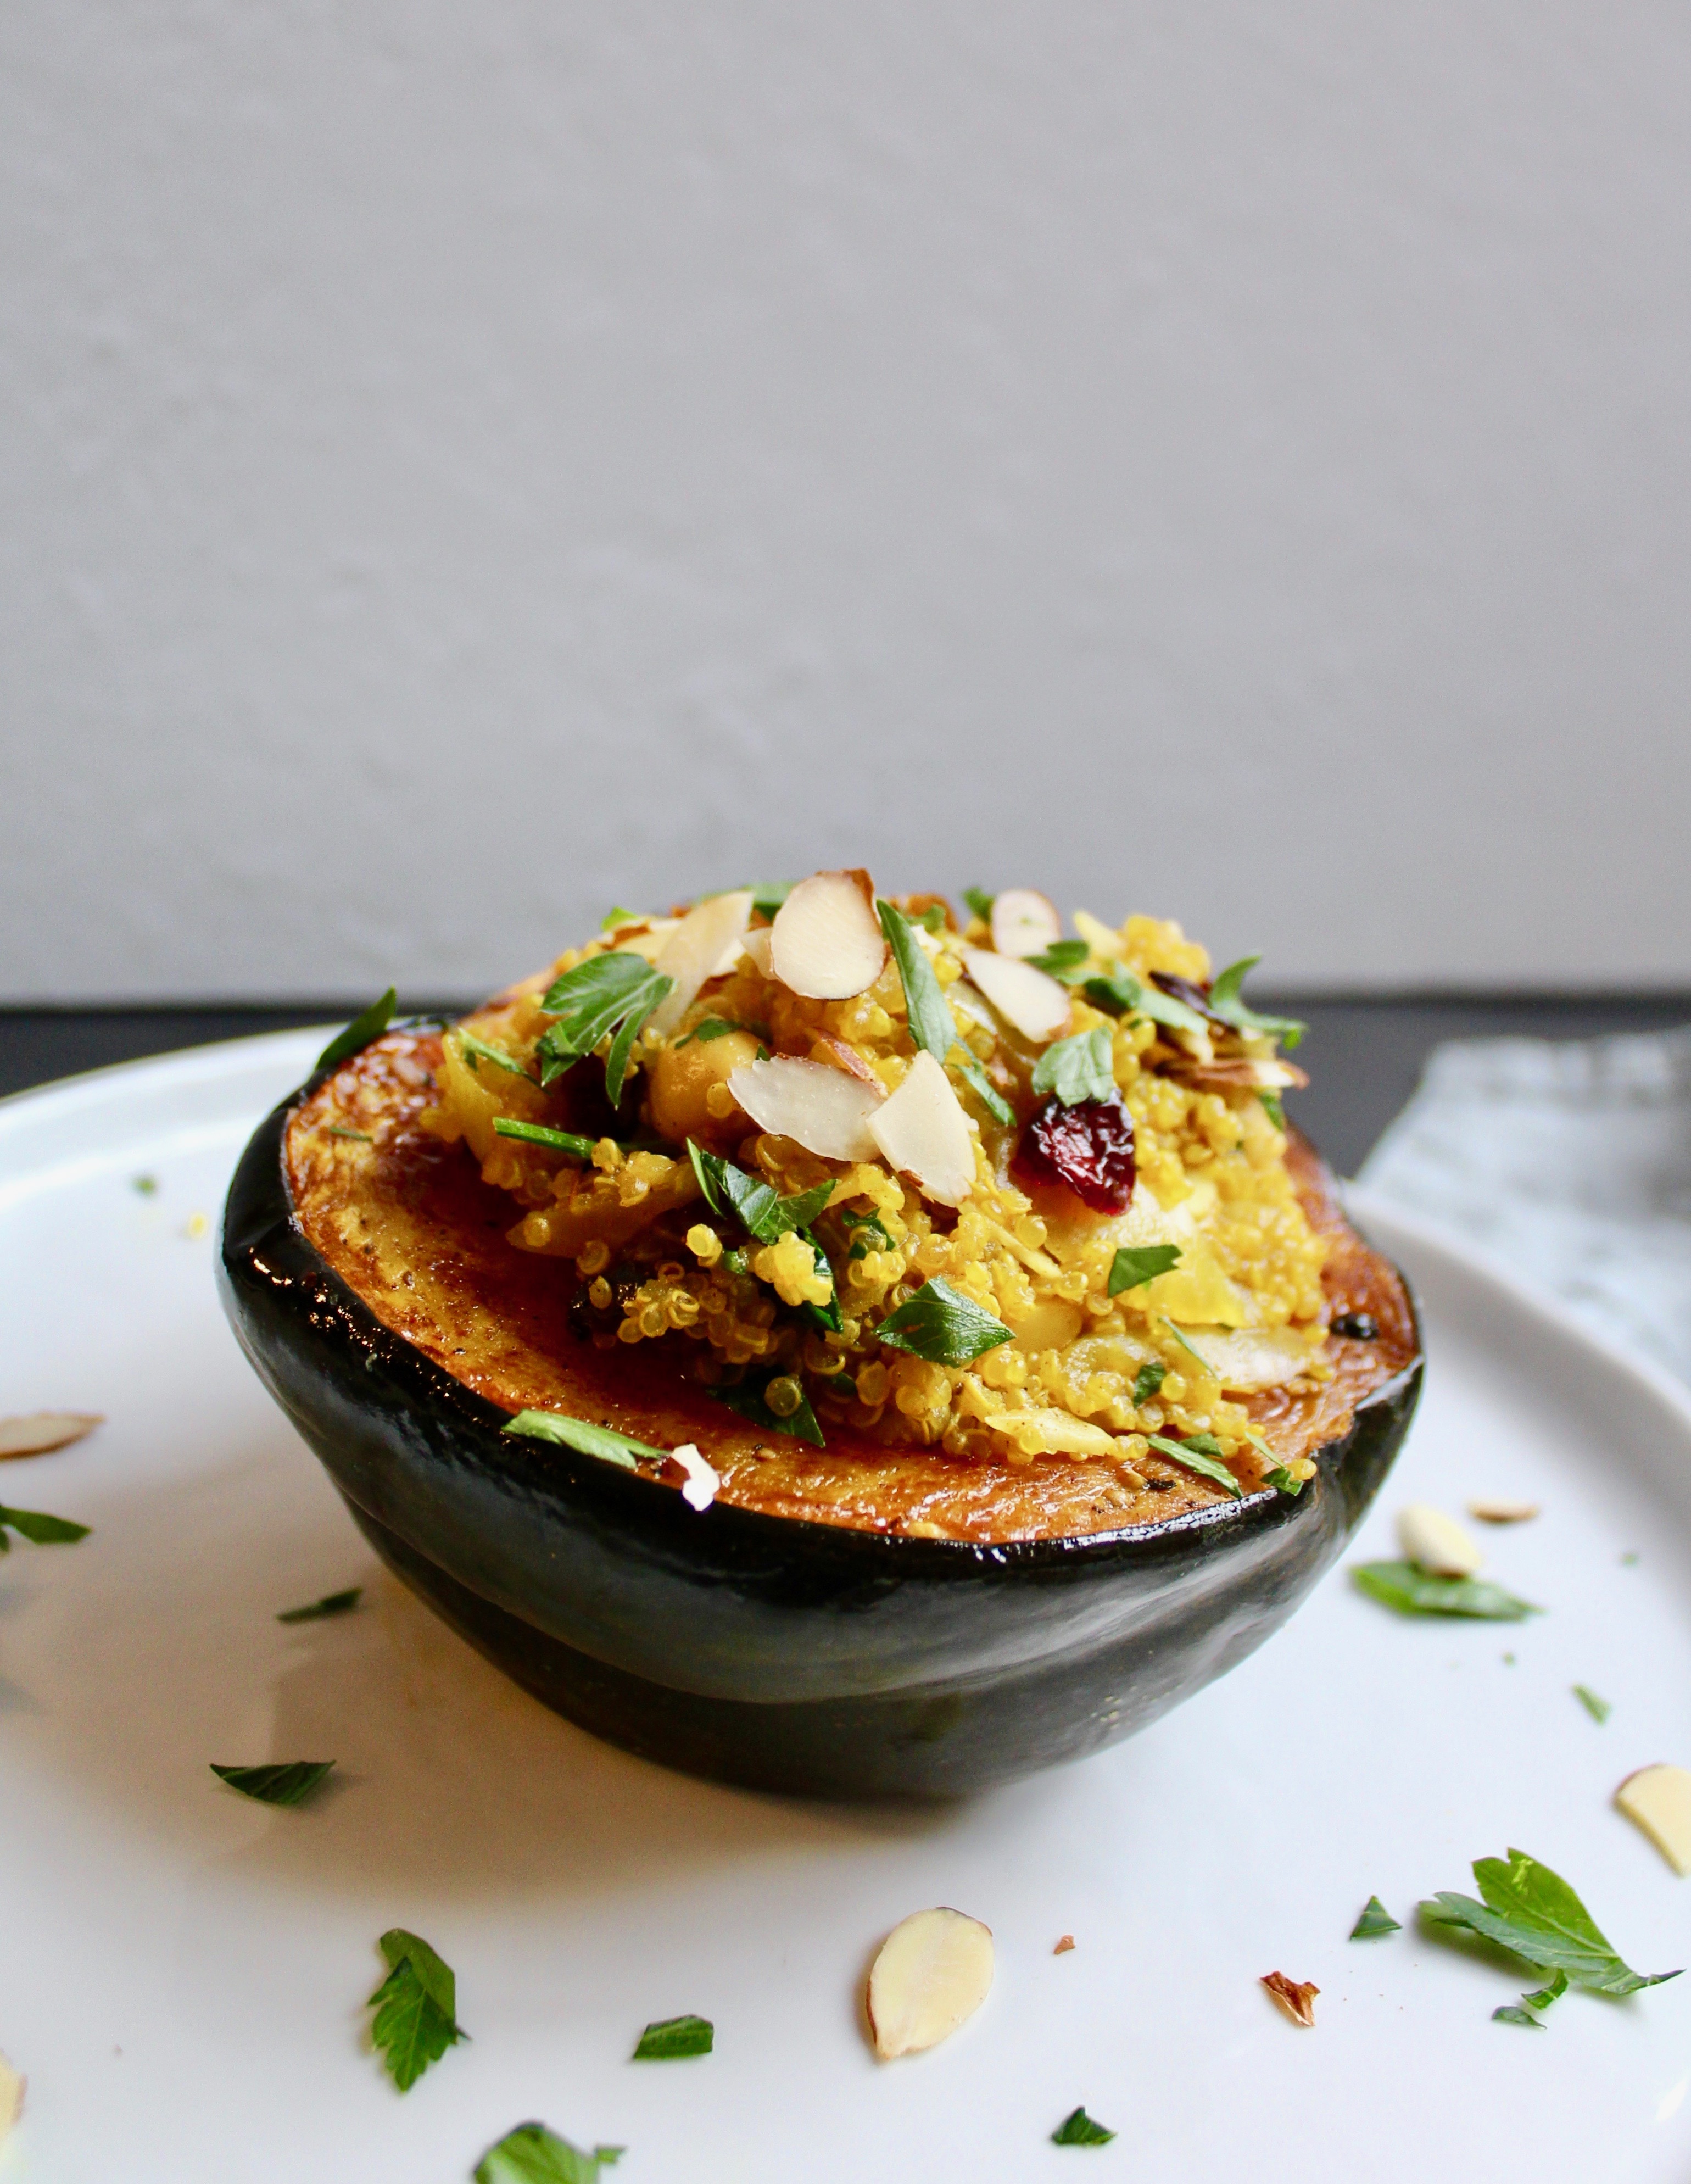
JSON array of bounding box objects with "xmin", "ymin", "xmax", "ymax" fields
[{"xmin": 2, "ymin": 1034, "xmax": 1689, "ymax": 2183}]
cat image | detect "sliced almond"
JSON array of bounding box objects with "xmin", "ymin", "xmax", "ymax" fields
[
  {"xmin": 1053, "ymin": 1935, "xmax": 1076, "ymax": 1955},
  {"xmin": 961, "ymin": 948, "xmax": 1072, "ymax": 1044},
  {"xmin": 1260, "ymin": 1971, "xmax": 1318, "ymax": 2027},
  {"xmin": 866, "ymin": 1907, "xmax": 994, "ymax": 2058},
  {"xmin": 669, "ymin": 1442, "xmax": 721, "ymax": 1513},
  {"xmin": 648, "ymin": 890, "xmax": 754, "ymax": 1037},
  {"xmin": 1398, "ymin": 1502, "xmax": 1482, "ymax": 1578},
  {"xmin": 866, "ymin": 1052, "xmax": 975, "ymax": 1206},
  {"xmin": 770, "ymin": 870, "xmax": 888, "ymax": 1000},
  {"xmin": 0, "ymin": 1412, "xmax": 103, "ymax": 1460},
  {"xmin": 990, "ymin": 888, "xmax": 1062, "ymax": 960},
  {"xmin": 741, "ymin": 924, "xmax": 775, "ymax": 977},
  {"xmin": 980, "ymin": 1408, "xmax": 1143, "ymax": 1480},
  {"xmin": 1615, "ymin": 1764, "xmax": 1691, "ymax": 1876},
  {"xmin": 1171, "ymin": 1328, "xmax": 1313, "ymax": 1393},
  {"xmin": 0, "ymin": 2052, "xmax": 21, "ymax": 2146},
  {"xmin": 728, "ymin": 1055, "xmax": 884, "ymax": 1163},
  {"xmin": 812, "ymin": 1034, "xmax": 881, "ymax": 1088},
  {"xmin": 1468, "ymin": 1497, "xmax": 1541, "ymax": 1525}
]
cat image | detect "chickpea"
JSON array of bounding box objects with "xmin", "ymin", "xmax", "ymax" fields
[{"xmin": 647, "ymin": 1028, "xmax": 762, "ymax": 1149}]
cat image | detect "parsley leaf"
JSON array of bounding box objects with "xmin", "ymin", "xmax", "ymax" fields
[
  {"xmin": 1130, "ymin": 1359, "xmax": 1167, "ymax": 1406},
  {"xmin": 1081, "ymin": 969, "xmax": 1208, "ymax": 1037},
  {"xmin": 1263, "ymin": 1463, "xmax": 1307, "ymax": 1497},
  {"xmin": 1258, "ymin": 1088, "xmax": 1287, "ymax": 1130},
  {"xmin": 1051, "ymin": 2106, "xmax": 1115, "ymax": 2146},
  {"xmin": 454, "ymin": 1029, "xmax": 534, "ymax": 1080},
  {"xmin": 1421, "ymin": 1849, "xmax": 1681, "ymax": 1996},
  {"xmin": 1492, "ymin": 2004, "xmax": 1545, "ymax": 2028},
  {"xmin": 948, "ymin": 1043, "xmax": 1014, "ymax": 1126},
  {"xmin": 0, "ymin": 1504, "xmax": 90, "ymax": 1550},
  {"xmin": 1161, "ymin": 1316, "xmax": 1218, "ymax": 1375},
  {"xmin": 504, "ymin": 1411, "xmax": 665, "ymax": 1472},
  {"xmin": 277, "ymin": 1587, "xmax": 362, "ymax": 1623},
  {"xmin": 841, "ymin": 1207, "xmax": 894, "ymax": 1257},
  {"xmin": 536, "ymin": 954, "xmax": 674, "ymax": 1099},
  {"xmin": 493, "ymin": 1117, "xmax": 599, "ymax": 1160},
  {"xmin": 632, "ymin": 2013, "xmax": 713, "ymax": 2060},
  {"xmin": 1107, "ymin": 1244, "xmax": 1181, "ymax": 1296},
  {"xmin": 711, "ymin": 1373, "xmax": 825, "ymax": 1446},
  {"xmin": 962, "ymin": 887, "xmax": 995, "ymax": 922},
  {"xmin": 1026, "ymin": 939, "xmax": 1091, "ymax": 984},
  {"xmin": 686, "ymin": 1141, "xmax": 834, "ymax": 1245},
  {"xmin": 1573, "ymin": 1684, "xmax": 1611, "ymax": 1723},
  {"xmin": 877, "ymin": 899, "xmax": 956, "ymax": 1061},
  {"xmin": 476, "ymin": 2122, "xmax": 624, "ymax": 2183},
  {"xmin": 1031, "ymin": 1027, "xmax": 1115, "ymax": 1106},
  {"xmin": 367, "ymin": 1928, "xmax": 467, "ymax": 2090},
  {"xmin": 746, "ymin": 880, "xmax": 794, "ymax": 918},
  {"xmin": 1521, "ymin": 1968, "xmax": 1570, "ymax": 2012},
  {"xmin": 676, "ymin": 1017, "xmax": 758, "ymax": 1048},
  {"xmin": 1146, "ymin": 1433, "xmax": 1243, "ymax": 1498},
  {"xmin": 210, "ymin": 1760, "xmax": 335, "ymax": 1807},
  {"xmin": 315, "ymin": 988, "xmax": 397, "ymax": 1073},
  {"xmin": 599, "ymin": 906, "xmax": 640, "ymax": 931},
  {"xmin": 1350, "ymin": 1896, "xmax": 1401, "ymax": 1940},
  {"xmin": 1208, "ymin": 956, "xmax": 1306, "ymax": 1051},
  {"xmin": 1353, "ymin": 1561, "xmax": 1541, "ymax": 1620},
  {"xmin": 876, "ymin": 1277, "xmax": 1013, "ymax": 1366}
]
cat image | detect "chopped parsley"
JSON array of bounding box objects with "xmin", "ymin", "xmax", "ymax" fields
[
  {"xmin": 747, "ymin": 880, "xmax": 794, "ymax": 918},
  {"xmin": 840, "ymin": 1207, "xmax": 894, "ymax": 1258},
  {"xmin": 536, "ymin": 954, "xmax": 674, "ymax": 1102},
  {"xmin": 455, "ymin": 1029, "xmax": 534, "ymax": 1080},
  {"xmin": 1081, "ymin": 968, "xmax": 1207, "ymax": 1038},
  {"xmin": 210, "ymin": 1760, "xmax": 336, "ymax": 1807},
  {"xmin": 493, "ymin": 1117, "xmax": 599, "ymax": 1160},
  {"xmin": 962, "ymin": 886, "xmax": 995, "ymax": 922},
  {"xmin": 1161, "ymin": 1317, "xmax": 1216, "ymax": 1375},
  {"xmin": 1026, "ymin": 939, "xmax": 1092, "ymax": 984},
  {"xmin": 1352, "ymin": 1562, "xmax": 1541, "ymax": 1621},
  {"xmin": 712, "ymin": 1372, "xmax": 825, "ymax": 1447},
  {"xmin": 1051, "ymin": 2107, "xmax": 1115, "ymax": 2146},
  {"xmin": 1350, "ymin": 1896, "xmax": 1401, "ymax": 1940},
  {"xmin": 916, "ymin": 903, "xmax": 946, "ymax": 933},
  {"xmin": 323, "ymin": 1125, "xmax": 373, "ymax": 1141},
  {"xmin": 676, "ymin": 1017, "xmax": 760, "ymax": 1048},
  {"xmin": 1208, "ymin": 956, "xmax": 1305, "ymax": 1050},
  {"xmin": 133, "ymin": 1173, "xmax": 159, "ymax": 1194},
  {"xmin": 687, "ymin": 1141, "xmax": 834, "ymax": 1245},
  {"xmin": 1573, "ymin": 1684, "xmax": 1612, "ymax": 1724},
  {"xmin": 277, "ymin": 1587, "xmax": 362, "ymax": 1623},
  {"xmin": 315, "ymin": 988, "xmax": 397, "ymax": 1073},
  {"xmin": 475, "ymin": 2122, "xmax": 624, "ymax": 2183},
  {"xmin": 1258, "ymin": 1089, "xmax": 1286, "ymax": 1131},
  {"xmin": 1145, "ymin": 1434, "xmax": 1243, "ymax": 1499},
  {"xmin": 1031, "ymin": 1027, "xmax": 1114, "ymax": 1106},
  {"xmin": 504, "ymin": 1411, "xmax": 665, "ymax": 1472},
  {"xmin": 948, "ymin": 1043, "xmax": 1014, "ymax": 1125},
  {"xmin": 1130, "ymin": 1359, "xmax": 1167, "ymax": 1406},
  {"xmin": 1107, "ymin": 1244, "xmax": 1181, "ymax": 1296},
  {"xmin": 1421, "ymin": 1849, "xmax": 1681, "ymax": 1996},
  {"xmin": 0, "ymin": 1504, "xmax": 90, "ymax": 1550},
  {"xmin": 632, "ymin": 2013, "xmax": 713, "ymax": 2060},
  {"xmin": 876, "ymin": 1278, "xmax": 1013, "ymax": 1366},
  {"xmin": 877, "ymin": 899, "xmax": 956, "ymax": 1061},
  {"xmin": 599, "ymin": 906, "xmax": 640, "ymax": 931},
  {"xmin": 367, "ymin": 1928, "xmax": 467, "ymax": 2091},
  {"xmin": 1262, "ymin": 1463, "xmax": 1307, "ymax": 1497}
]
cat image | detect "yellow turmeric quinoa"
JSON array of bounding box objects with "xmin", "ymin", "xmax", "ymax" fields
[{"xmin": 405, "ymin": 877, "xmax": 1358, "ymax": 1504}]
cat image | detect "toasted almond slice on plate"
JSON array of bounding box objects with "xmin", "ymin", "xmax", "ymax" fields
[
  {"xmin": 727, "ymin": 1055, "xmax": 884, "ymax": 1163},
  {"xmin": 0, "ymin": 1412, "xmax": 103, "ymax": 1460},
  {"xmin": 669, "ymin": 1442, "xmax": 721, "ymax": 1512},
  {"xmin": 1615, "ymin": 1764, "xmax": 1691, "ymax": 1875},
  {"xmin": 866, "ymin": 1907, "xmax": 994, "ymax": 2058},
  {"xmin": 648, "ymin": 890, "xmax": 754, "ymax": 1036},
  {"xmin": 990, "ymin": 889, "xmax": 1062, "ymax": 960},
  {"xmin": 1398, "ymin": 1502, "xmax": 1482, "ymax": 1577},
  {"xmin": 1467, "ymin": 1497, "xmax": 1541, "ymax": 1524},
  {"xmin": 771, "ymin": 870, "xmax": 888, "ymax": 1000},
  {"xmin": 866, "ymin": 1052, "xmax": 975, "ymax": 1206},
  {"xmin": 961, "ymin": 948, "xmax": 1072, "ymax": 1044},
  {"xmin": 1261, "ymin": 1971, "xmax": 1319, "ymax": 2026}
]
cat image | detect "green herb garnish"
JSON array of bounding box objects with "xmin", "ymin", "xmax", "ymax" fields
[
  {"xmin": 632, "ymin": 2013, "xmax": 713, "ymax": 2060},
  {"xmin": 1421, "ymin": 1849, "xmax": 1680, "ymax": 1997},
  {"xmin": 916, "ymin": 903, "xmax": 946, "ymax": 933},
  {"xmin": 1031, "ymin": 1027, "xmax": 1114, "ymax": 1106},
  {"xmin": 687, "ymin": 1141, "xmax": 834, "ymax": 1245},
  {"xmin": 1259, "ymin": 1089, "xmax": 1286, "ymax": 1130},
  {"xmin": 1161, "ymin": 1317, "xmax": 1216, "ymax": 1375},
  {"xmin": 367, "ymin": 1928, "xmax": 467, "ymax": 2090},
  {"xmin": 454, "ymin": 1028, "xmax": 534, "ymax": 1080},
  {"xmin": 493, "ymin": 1117, "xmax": 599, "ymax": 1160},
  {"xmin": 840, "ymin": 1207, "xmax": 894, "ymax": 1257},
  {"xmin": 475, "ymin": 2122, "xmax": 624, "ymax": 2183},
  {"xmin": 315, "ymin": 988, "xmax": 397, "ymax": 1073},
  {"xmin": 962, "ymin": 887, "xmax": 995, "ymax": 922},
  {"xmin": 1353, "ymin": 1562, "xmax": 1541, "ymax": 1621},
  {"xmin": 877, "ymin": 899, "xmax": 956, "ymax": 1061},
  {"xmin": 1492, "ymin": 2004, "xmax": 1545, "ymax": 2028},
  {"xmin": 1051, "ymin": 2106, "xmax": 1115, "ymax": 2146},
  {"xmin": 324, "ymin": 1126, "xmax": 373, "ymax": 1142},
  {"xmin": 599, "ymin": 906, "xmax": 640, "ymax": 931},
  {"xmin": 676, "ymin": 1017, "xmax": 757, "ymax": 1048},
  {"xmin": 0, "ymin": 1505, "xmax": 90, "ymax": 1550},
  {"xmin": 711, "ymin": 1373, "xmax": 825, "ymax": 1447},
  {"xmin": 133, "ymin": 1173, "xmax": 159, "ymax": 1194},
  {"xmin": 1495, "ymin": 1968, "xmax": 1570, "ymax": 2026},
  {"xmin": 1026, "ymin": 939, "xmax": 1091, "ymax": 984},
  {"xmin": 1081, "ymin": 969, "xmax": 1208, "ymax": 1037},
  {"xmin": 1573, "ymin": 1684, "xmax": 1611, "ymax": 1723},
  {"xmin": 278, "ymin": 1587, "xmax": 362, "ymax": 1623},
  {"xmin": 1208, "ymin": 957, "xmax": 1305, "ymax": 1051},
  {"xmin": 747, "ymin": 880, "xmax": 794, "ymax": 918},
  {"xmin": 948, "ymin": 1044, "xmax": 1014, "ymax": 1126},
  {"xmin": 1107, "ymin": 1244, "xmax": 1181, "ymax": 1296},
  {"xmin": 536, "ymin": 954, "xmax": 674, "ymax": 1102},
  {"xmin": 1145, "ymin": 1434, "xmax": 1242, "ymax": 1499},
  {"xmin": 876, "ymin": 1278, "xmax": 1013, "ymax": 1366},
  {"xmin": 1350, "ymin": 1896, "xmax": 1401, "ymax": 1940},
  {"xmin": 504, "ymin": 1411, "xmax": 665, "ymax": 1471},
  {"xmin": 211, "ymin": 1760, "xmax": 335, "ymax": 1807},
  {"xmin": 1263, "ymin": 1464, "xmax": 1307, "ymax": 1496}
]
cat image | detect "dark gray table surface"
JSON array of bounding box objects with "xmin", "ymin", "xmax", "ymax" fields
[{"xmin": 3, "ymin": 995, "xmax": 1688, "ymax": 1178}]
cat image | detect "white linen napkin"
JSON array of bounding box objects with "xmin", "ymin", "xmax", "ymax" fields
[{"xmin": 1359, "ymin": 1027, "xmax": 1691, "ymax": 1387}]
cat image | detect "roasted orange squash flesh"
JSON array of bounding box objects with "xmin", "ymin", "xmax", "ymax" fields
[{"xmin": 287, "ymin": 1029, "xmax": 1416, "ymax": 1544}]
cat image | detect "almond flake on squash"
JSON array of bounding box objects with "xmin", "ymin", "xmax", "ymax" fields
[
  {"xmin": 771, "ymin": 869, "xmax": 888, "ymax": 1000},
  {"xmin": 648, "ymin": 890, "xmax": 754, "ymax": 1036},
  {"xmin": 1397, "ymin": 1502, "xmax": 1482, "ymax": 1578},
  {"xmin": 0, "ymin": 2053, "xmax": 21, "ymax": 2147},
  {"xmin": 1261, "ymin": 1971, "xmax": 1319, "ymax": 2027},
  {"xmin": 1171, "ymin": 1328, "xmax": 1313, "ymax": 1393},
  {"xmin": 0, "ymin": 1412, "xmax": 103, "ymax": 1461},
  {"xmin": 866, "ymin": 1052, "xmax": 975, "ymax": 1206},
  {"xmin": 990, "ymin": 888, "xmax": 1062, "ymax": 960},
  {"xmin": 962, "ymin": 948, "xmax": 1072, "ymax": 1045},
  {"xmin": 741, "ymin": 924, "xmax": 775, "ymax": 977},
  {"xmin": 1468, "ymin": 1497, "xmax": 1540, "ymax": 1524},
  {"xmin": 867, "ymin": 1907, "xmax": 994, "ymax": 2059},
  {"xmin": 670, "ymin": 1442, "xmax": 721, "ymax": 1513},
  {"xmin": 1615, "ymin": 1764, "xmax": 1691, "ymax": 1876},
  {"xmin": 728, "ymin": 1055, "xmax": 884, "ymax": 1163}
]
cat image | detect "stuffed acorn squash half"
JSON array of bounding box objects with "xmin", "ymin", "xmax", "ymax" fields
[{"xmin": 220, "ymin": 875, "xmax": 1420, "ymax": 1798}]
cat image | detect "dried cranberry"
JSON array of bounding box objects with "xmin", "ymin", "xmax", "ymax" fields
[{"xmin": 1011, "ymin": 1095, "xmax": 1136, "ymax": 1213}]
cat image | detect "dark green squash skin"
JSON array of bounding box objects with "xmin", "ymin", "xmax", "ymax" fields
[{"xmin": 219, "ymin": 1078, "xmax": 1422, "ymax": 1801}]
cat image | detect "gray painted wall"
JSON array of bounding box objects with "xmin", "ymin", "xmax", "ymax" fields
[{"xmin": 4, "ymin": 3, "xmax": 1688, "ymax": 1000}]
